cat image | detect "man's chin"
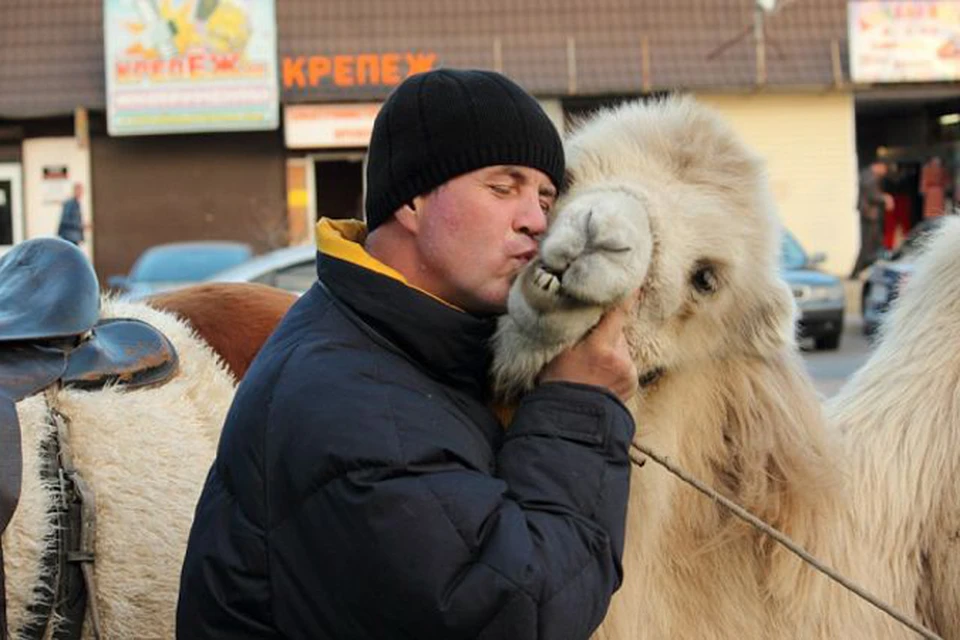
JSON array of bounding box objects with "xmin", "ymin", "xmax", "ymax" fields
[
  {"xmin": 471, "ymin": 302, "xmax": 507, "ymax": 318},
  {"xmin": 467, "ymin": 292, "xmax": 508, "ymax": 317},
  {"xmin": 508, "ymin": 265, "xmax": 528, "ymax": 282}
]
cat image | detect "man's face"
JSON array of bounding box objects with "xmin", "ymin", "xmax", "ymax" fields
[{"xmin": 410, "ymin": 165, "xmax": 557, "ymax": 314}]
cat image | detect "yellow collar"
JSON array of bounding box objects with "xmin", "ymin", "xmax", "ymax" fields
[{"xmin": 315, "ymin": 218, "xmax": 461, "ymax": 310}]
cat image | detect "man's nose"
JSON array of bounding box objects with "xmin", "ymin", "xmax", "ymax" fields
[{"xmin": 515, "ymin": 196, "xmax": 548, "ymax": 237}]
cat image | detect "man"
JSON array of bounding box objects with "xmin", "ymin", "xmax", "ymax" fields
[
  {"xmin": 177, "ymin": 69, "xmax": 638, "ymax": 639},
  {"xmin": 851, "ymin": 159, "xmax": 893, "ymax": 278},
  {"xmin": 56, "ymin": 183, "xmax": 85, "ymax": 246}
]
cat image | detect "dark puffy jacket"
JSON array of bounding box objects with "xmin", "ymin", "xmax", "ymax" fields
[{"xmin": 177, "ymin": 242, "xmax": 636, "ymax": 639}]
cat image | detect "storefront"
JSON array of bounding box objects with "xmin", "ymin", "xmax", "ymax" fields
[
  {"xmin": 0, "ymin": 0, "xmax": 287, "ymax": 278},
  {"xmin": 282, "ymin": 103, "xmax": 377, "ymax": 245},
  {"xmin": 280, "ymin": 60, "xmax": 565, "ymax": 245},
  {"xmin": 3, "ymin": 0, "xmax": 861, "ymax": 274},
  {"xmin": 90, "ymin": 126, "xmax": 286, "ymax": 280},
  {"xmin": 853, "ymin": 89, "xmax": 960, "ymax": 247},
  {"xmin": 849, "ymin": 1, "xmax": 960, "ymax": 249}
]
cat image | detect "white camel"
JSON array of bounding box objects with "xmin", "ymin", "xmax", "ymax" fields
[{"xmin": 493, "ymin": 96, "xmax": 960, "ymax": 639}]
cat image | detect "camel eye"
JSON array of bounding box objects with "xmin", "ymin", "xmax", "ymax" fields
[{"xmin": 691, "ymin": 263, "xmax": 718, "ymax": 295}]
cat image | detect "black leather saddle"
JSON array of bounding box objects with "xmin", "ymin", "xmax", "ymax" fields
[
  {"xmin": 0, "ymin": 238, "xmax": 179, "ymax": 535},
  {"xmin": 0, "ymin": 238, "xmax": 182, "ymax": 639},
  {"xmin": 0, "ymin": 236, "xmax": 100, "ymax": 342}
]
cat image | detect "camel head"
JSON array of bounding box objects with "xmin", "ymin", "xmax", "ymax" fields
[{"xmin": 493, "ymin": 96, "xmax": 797, "ymax": 398}]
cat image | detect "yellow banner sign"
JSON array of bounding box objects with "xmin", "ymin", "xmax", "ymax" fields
[{"xmin": 850, "ymin": 1, "xmax": 960, "ymax": 83}]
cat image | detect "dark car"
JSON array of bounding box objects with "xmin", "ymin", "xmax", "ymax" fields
[
  {"xmin": 862, "ymin": 217, "xmax": 947, "ymax": 337},
  {"xmin": 781, "ymin": 230, "xmax": 846, "ymax": 350},
  {"xmin": 108, "ymin": 241, "xmax": 255, "ymax": 301}
]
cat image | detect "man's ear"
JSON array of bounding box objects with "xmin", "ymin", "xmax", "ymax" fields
[{"xmin": 394, "ymin": 199, "xmax": 421, "ymax": 233}]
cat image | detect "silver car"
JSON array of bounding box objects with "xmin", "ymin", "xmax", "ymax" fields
[{"xmin": 205, "ymin": 244, "xmax": 317, "ymax": 295}]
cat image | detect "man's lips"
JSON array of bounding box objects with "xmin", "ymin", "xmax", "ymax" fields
[{"xmin": 513, "ymin": 248, "xmax": 537, "ymax": 263}]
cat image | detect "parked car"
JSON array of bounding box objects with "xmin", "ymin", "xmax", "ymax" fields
[
  {"xmin": 109, "ymin": 241, "xmax": 254, "ymax": 300},
  {"xmin": 205, "ymin": 243, "xmax": 317, "ymax": 294},
  {"xmin": 780, "ymin": 230, "xmax": 845, "ymax": 350},
  {"xmin": 862, "ymin": 217, "xmax": 947, "ymax": 337}
]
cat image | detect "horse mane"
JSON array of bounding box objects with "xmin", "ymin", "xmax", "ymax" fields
[{"xmin": 147, "ymin": 283, "xmax": 296, "ymax": 381}]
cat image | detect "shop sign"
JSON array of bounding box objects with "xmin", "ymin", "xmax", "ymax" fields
[
  {"xmin": 284, "ymin": 104, "xmax": 381, "ymax": 149},
  {"xmin": 104, "ymin": 0, "xmax": 279, "ymax": 135},
  {"xmin": 850, "ymin": 1, "xmax": 960, "ymax": 83},
  {"xmin": 41, "ymin": 165, "xmax": 71, "ymax": 205},
  {"xmin": 283, "ymin": 52, "xmax": 437, "ymax": 90}
]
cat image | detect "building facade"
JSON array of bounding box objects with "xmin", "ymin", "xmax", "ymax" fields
[{"xmin": 2, "ymin": 0, "xmax": 957, "ymax": 278}]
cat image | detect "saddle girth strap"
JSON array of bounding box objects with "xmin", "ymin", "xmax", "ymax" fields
[
  {"xmin": 1, "ymin": 544, "xmax": 7, "ymax": 640},
  {"xmin": 1, "ymin": 398, "xmax": 14, "ymax": 640}
]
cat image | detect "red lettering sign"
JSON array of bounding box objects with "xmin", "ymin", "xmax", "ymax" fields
[{"xmin": 282, "ymin": 52, "xmax": 438, "ymax": 89}]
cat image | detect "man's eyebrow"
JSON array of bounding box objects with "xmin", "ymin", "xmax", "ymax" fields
[{"xmin": 499, "ymin": 166, "xmax": 557, "ymax": 198}]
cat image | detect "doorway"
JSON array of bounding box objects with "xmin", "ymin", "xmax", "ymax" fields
[
  {"xmin": 312, "ymin": 154, "xmax": 365, "ymax": 223},
  {"xmin": 0, "ymin": 163, "xmax": 23, "ymax": 252},
  {"xmin": 856, "ymin": 91, "xmax": 960, "ymax": 248}
]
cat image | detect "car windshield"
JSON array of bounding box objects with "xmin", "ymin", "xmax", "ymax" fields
[
  {"xmin": 780, "ymin": 231, "xmax": 808, "ymax": 270},
  {"xmin": 131, "ymin": 246, "xmax": 251, "ymax": 283}
]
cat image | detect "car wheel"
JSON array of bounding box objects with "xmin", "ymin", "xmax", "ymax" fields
[{"xmin": 814, "ymin": 332, "xmax": 841, "ymax": 351}]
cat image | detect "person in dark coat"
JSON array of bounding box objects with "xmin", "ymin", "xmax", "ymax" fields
[
  {"xmin": 177, "ymin": 68, "xmax": 638, "ymax": 640},
  {"xmin": 851, "ymin": 160, "xmax": 892, "ymax": 278},
  {"xmin": 56, "ymin": 183, "xmax": 85, "ymax": 246}
]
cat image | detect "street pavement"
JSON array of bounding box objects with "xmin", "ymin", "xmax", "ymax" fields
[
  {"xmin": 800, "ymin": 314, "xmax": 873, "ymax": 397},
  {"xmin": 800, "ymin": 276, "xmax": 874, "ymax": 399}
]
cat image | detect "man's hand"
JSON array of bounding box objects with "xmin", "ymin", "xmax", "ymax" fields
[
  {"xmin": 883, "ymin": 193, "xmax": 895, "ymax": 212},
  {"xmin": 538, "ymin": 303, "xmax": 639, "ymax": 403}
]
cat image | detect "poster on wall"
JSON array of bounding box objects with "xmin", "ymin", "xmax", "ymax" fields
[
  {"xmin": 849, "ymin": 1, "xmax": 960, "ymax": 83},
  {"xmin": 41, "ymin": 165, "xmax": 71, "ymax": 205},
  {"xmin": 104, "ymin": 0, "xmax": 279, "ymax": 136}
]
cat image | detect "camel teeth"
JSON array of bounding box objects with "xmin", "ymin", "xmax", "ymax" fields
[{"xmin": 535, "ymin": 267, "xmax": 559, "ymax": 293}]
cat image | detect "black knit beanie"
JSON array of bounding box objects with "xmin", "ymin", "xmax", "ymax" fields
[{"xmin": 364, "ymin": 69, "xmax": 565, "ymax": 231}]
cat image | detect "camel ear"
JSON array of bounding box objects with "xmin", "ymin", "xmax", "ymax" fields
[{"xmin": 742, "ymin": 278, "xmax": 795, "ymax": 356}]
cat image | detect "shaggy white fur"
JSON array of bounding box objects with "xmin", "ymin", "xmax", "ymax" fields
[
  {"xmin": 3, "ymin": 298, "xmax": 235, "ymax": 639},
  {"xmin": 494, "ymin": 97, "xmax": 960, "ymax": 639}
]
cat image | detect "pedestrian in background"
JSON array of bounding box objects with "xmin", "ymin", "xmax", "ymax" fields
[
  {"xmin": 851, "ymin": 160, "xmax": 892, "ymax": 278},
  {"xmin": 56, "ymin": 183, "xmax": 86, "ymax": 246}
]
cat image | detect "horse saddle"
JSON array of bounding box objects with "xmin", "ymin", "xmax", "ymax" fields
[
  {"xmin": 0, "ymin": 236, "xmax": 100, "ymax": 342},
  {"xmin": 0, "ymin": 238, "xmax": 179, "ymax": 534}
]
